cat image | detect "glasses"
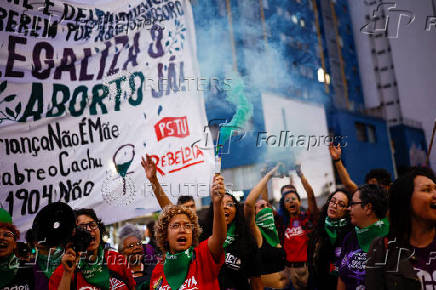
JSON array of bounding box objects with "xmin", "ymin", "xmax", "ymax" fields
[
  {"xmin": 349, "ymin": 201, "xmax": 364, "ymax": 208},
  {"xmin": 77, "ymin": 221, "xmax": 99, "ymax": 231},
  {"xmin": 224, "ymin": 202, "xmax": 236, "ymax": 208},
  {"xmin": 169, "ymin": 223, "xmax": 194, "ymax": 232},
  {"xmin": 329, "ymin": 198, "xmax": 347, "ymax": 209},
  {"xmin": 0, "ymin": 231, "xmax": 15, "ymax": 239},
  {"xmin": 126, "ymin": 241, "xmax": 142, "ymax": 249}
]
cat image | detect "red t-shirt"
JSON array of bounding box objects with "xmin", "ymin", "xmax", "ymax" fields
[
  {"xmin": 284, "ymin": 211, "xmax": 313, "ymax": 263},
  {"xmin": 49, "ymin": 250, "xmax": 136, "ymax": 290},
  {"xmin": 150, "ymin": 239, "xmax": 224, "ymax": 290}
]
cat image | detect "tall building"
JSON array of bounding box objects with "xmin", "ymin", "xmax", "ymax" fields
[
  {"xmin": 191, "ymin": 0, "xmax": 402, "ymax": 200},
  {"xmin": 347, "ymin": 0, "xmax": 433, "ymax": 173},
  {"xmin": 316, "ymin": 0, "xmax": 396, "ymax": 183}
]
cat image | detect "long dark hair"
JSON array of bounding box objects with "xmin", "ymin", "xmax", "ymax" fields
[
  {"xmin": 308, "ymin": 190, "xmax": 353, "ymax": 279},
  {"xmin": 389, "ymin": 167, "xmax": 436, "ymax": 247},
  {"xmin": 312, "ymin": 189, "xmax": 352, "ymax": 238},
  {"xmin": 202, "ymin": 193, "xmax": 257, "ymax": 256}
]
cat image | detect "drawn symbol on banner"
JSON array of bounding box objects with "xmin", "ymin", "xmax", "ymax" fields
[
  {"xmin": 114, "ymin": 144, "xmax": 135, "ymax": 182},
  {"xmin": 143, "ymin": 113, "xmax": 147, "ymax": 120},
  {"xmin": 165, "ymin": 19, "xmax": 186, "ymax": 54},
  {"xmin": 158, "ymin": 105, "xmax": 163, "ymax": 116},
  {"xmin": 0, "ymin": 81, "xmax": 21, "ymax": 124},
  {"xmin": 101, "ymin": 144, "xmax": 136, "ymax": 207}
]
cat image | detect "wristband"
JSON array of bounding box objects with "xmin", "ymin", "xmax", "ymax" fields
[{"xmin": 333, "ymin": 158, "xmax": 341, "ymax": 163}]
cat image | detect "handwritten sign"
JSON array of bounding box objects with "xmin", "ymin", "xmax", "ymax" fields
[{"xmin": 0, "ymin": 0, "xmax": 214, "ymax": 231}]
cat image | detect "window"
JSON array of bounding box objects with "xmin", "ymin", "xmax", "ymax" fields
[
  {"xmin": 355, "ymin": 122, "xmax": 377, "ymax": 143},
  {"xmin": 368, "ymin": 125, "xmax": 377, "ymax": 143},
  {"xmin": 355, "ymin": 122, "xmax": 368, "ymax": 142}
]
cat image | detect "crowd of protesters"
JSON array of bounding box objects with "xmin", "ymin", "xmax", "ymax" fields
[{"xmin": 1, "ymin": 144, "xmax": 435, "ymax": 290}]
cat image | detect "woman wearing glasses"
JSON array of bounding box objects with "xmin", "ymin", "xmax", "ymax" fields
[
  {"xmin": 118, "ymin": 224, "xmax": 157, "ymax": 290},
  {"xmin": 337, "ymin": 184, "xmax": 389, "ymax": 290},
  {"xmin": 279, "ymin": 168, "xmax": 319, "ymax": 290},
  {"xmin": 0, "ymin": 209, "xmax": 34, "ymax": 290},
  {"xmin": 141, "ymin": 154, "xmax": 227, "ymax": 289},
  {"xmin": 149, "ymin": 177, "xmax": 227, "ymax": 289},
  {"xmin": 50, "ymin": 208, "xmax": 136, "ymax": 290},
  {"xmin": 366, "ymin": 167, "xmax": 436, "ymax": 290},
  {"xmin": 306, "ymin": 189, "xmax": 353, "ymax": 290}
]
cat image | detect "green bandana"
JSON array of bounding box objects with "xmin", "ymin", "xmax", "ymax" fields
[
  {"xmin": 36, "ymin": 247, "xmax": 64, "ymax": 278},
  {"xmin": 79, "ymin": 247, "xmax": 110, "ymax": 290},
  {"xmin": 164, "ymin": 247, "xmax": 194, "ymax": 290},
  {"xmin": 324, "ymin": 217, "xmax": 349, "ymax": 245},
  {"xmin": 255, "ymin": 208, "xmax": 280, "ymax": 247},
  {"xmin": 223, "ymin": 222, "xmax": 237, "ymax": 249},
  {"xmin": 0, "ymin": 254, "xmax": 19, "ymax": 288},
  {"xmin": 355, "ymin": 218, "xmax": 390, "ymax": 253}
]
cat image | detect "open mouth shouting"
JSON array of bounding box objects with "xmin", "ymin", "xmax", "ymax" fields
[
  {"xmin": 176, "ymin": 236, "xmax": 188, "ymax": 247},
  {"xmin": 430, "ymin": 203, "xmax": 436, "ymax": 209},
  {"xmin": 0, "ymin": 241, "xmax": 9, "ymax": 250},
  {"xmin": 288, "ymin": 203, "xmax": 298, "ymax": 213}
]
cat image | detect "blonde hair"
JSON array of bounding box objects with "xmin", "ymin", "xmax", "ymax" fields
[{"xmin": 154, "ymin": 205, "xmax": 202, "ymax": 253}]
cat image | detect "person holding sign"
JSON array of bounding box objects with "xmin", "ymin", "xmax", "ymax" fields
[
  {"xmin": 0, "ymin": 209, "xmax": 35, "ymax": 290},
  {"xmin": 244, "ymin": 164, "xmax": 289, "ymax": 289},
  {"xmin": 49, "ymin": 209, "xmax": 136, "ymax": 290}
]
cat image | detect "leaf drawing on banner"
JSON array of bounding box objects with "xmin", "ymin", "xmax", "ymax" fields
[
  {"xmin": 4, "ymin": 94, "xmax": 16, "ymax": 102},
  {"xmin": 0, "ymin": 81, "xmax": 7, "ymax": 95},
  {"xmin": 5, "ymin": 107, "xmax": 15, "ymax": 118},
  {"xmin": 0, "ymin": 80, "xmax": 20, "ymax": 123},
  {"xmin": 15, "ymin": 103, "xmax": 21, "ymax": 115}
]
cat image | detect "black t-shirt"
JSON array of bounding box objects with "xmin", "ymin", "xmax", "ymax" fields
[
  {"xmin": 259, "ymin": 239, "xmax": 286, "ymax": 275},
  {"xmin": 1, "ymin": 266, "xmax": 34, "ymax": 290},
  {"xmin": 218, "ymin": 241, "xmax": 261, "ymax": 290},
  {"xmin": 308, "ymin": 222, "xmax": 353, "ymax": 290}
]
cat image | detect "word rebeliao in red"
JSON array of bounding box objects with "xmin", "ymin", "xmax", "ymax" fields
[{"xmin": 150, "ymin": 144, "xmax": 204, "ymax": 175}]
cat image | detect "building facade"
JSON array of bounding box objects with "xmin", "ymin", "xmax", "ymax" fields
[{"xmin": 191, "ymin": 0, "xmax": 410, "ymax": 200}]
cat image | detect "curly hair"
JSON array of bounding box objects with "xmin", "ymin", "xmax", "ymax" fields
[
  {"xmin": 0, "ymin": 222, "xmax": 20, "ymax": 241},
  {"xmin": 154, "ymin": 205, "xmax": 202, "ymax": 253}
]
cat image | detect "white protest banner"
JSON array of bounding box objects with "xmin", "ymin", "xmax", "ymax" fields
[{"xmin": 0, "ymin": 0, "xmax": 215, "ymax": 231}]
